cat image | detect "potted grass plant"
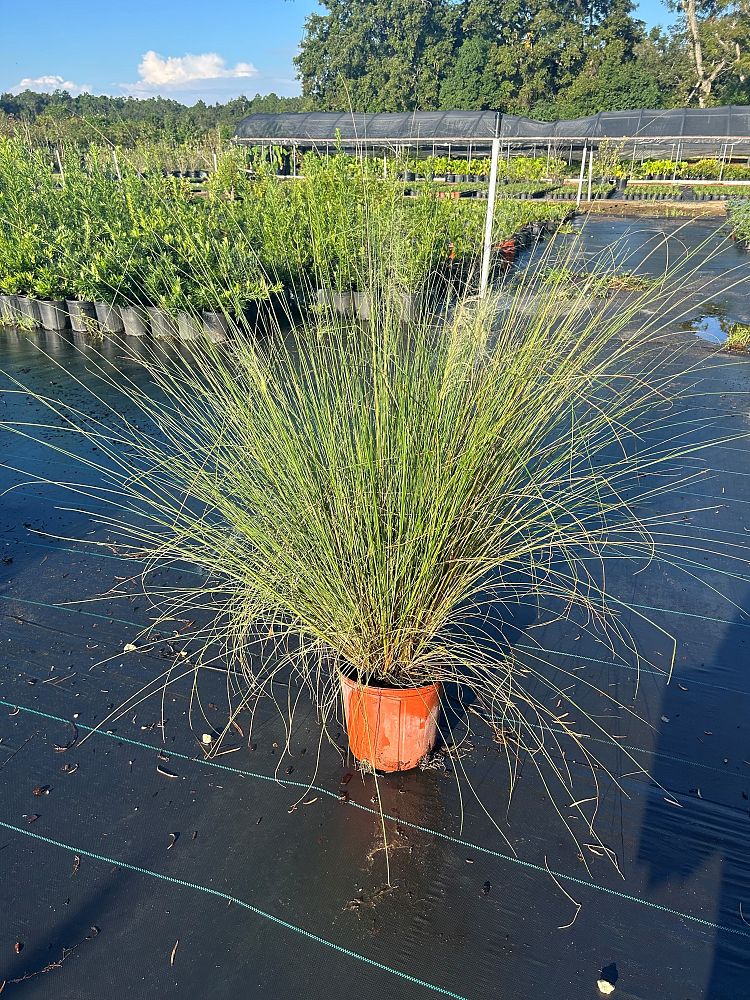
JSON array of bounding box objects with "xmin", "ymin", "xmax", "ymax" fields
[
  {"xmin": 1, "ymin": 143, "xmax": 738, "ymax": 873},
  {"xmin": 2, "ymin": 227, "xmax": 717, "ymax": 785}
]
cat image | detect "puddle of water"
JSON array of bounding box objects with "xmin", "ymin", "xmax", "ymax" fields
[
  {"xmin": 685, "ymin": 307, "xmax": 750, "ymax": 346},
  {"xmin": 691, "ymin": 314, "xmax": 729, "ymax": 343}
]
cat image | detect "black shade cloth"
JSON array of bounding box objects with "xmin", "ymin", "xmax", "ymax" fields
[
  {"xmin": 501, "ymin": 106, "xmax": 750, "ymax": 140},
  {"xmin": 234, "ymin": 106, "xmax": 750, "ymax": 154},
  {"xmin": 233, "ymin": 110, "xmax": 501, "ymax": 143}
]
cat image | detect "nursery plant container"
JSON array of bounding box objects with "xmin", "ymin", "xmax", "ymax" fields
[
  {"xmin": 147, "ymin": 307, "xmax": 179, "ymax": 339},
  {"xmin": 67, "ymin": 300, "xmax": 96, "ymax": 334},
  {"xmin": 353, "ymin": 291, "xmax": 372, "ymax": 321},
  {"xmin": 120, "ymin": 305, "xmax": 150, "ymax": 337},
  {"xmin": 497, "ymin": 239, "xmax": 517, "ymax": 263},
  {"xmin": 18, "ymin": 296, "xmax": 41, "ymax": 327},
  {"xmin": 315, "ymin": 287, "xmax": 334, "ymax": 311},
  {"xmin": 397, "ymin": 291, "xmax": 420, "ymax": 323},
  {"xmin": 94, "ymin": 302, "xmax": 124, "ymax": 335},
  {"xmin": 0, "ymin": 294, "xmax": 20, "ymax": 325},
  {"xmin": 331, "ymin": 291, "xmax": 354, "ymax": 317},
  {"xmin": 339, "ymin": 673, "xmax": 441, "ymax": 772},
  {"xmin": 202, "ymin": 310, "xmax": 231, "ymax": 343},
  {"xmin": 315, "ymin": 288, "xmax": 353, "ymax": 317},
  {"xmin": 177, "ymin": 311, "xmax": 203, "ymax": 341},
  {"xmin": 38, "ymin": 299, "xmax": 69, "ymax": 332}
]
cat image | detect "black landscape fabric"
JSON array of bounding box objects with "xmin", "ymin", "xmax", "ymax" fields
[{"xmin": 1, "ymin": 218, "xmax": 750, "ymax": 999}]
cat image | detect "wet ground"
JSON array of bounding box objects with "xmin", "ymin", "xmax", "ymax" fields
[{"xmin": 1, "ymin": 216, "xmax": 749, "ymax": 999}]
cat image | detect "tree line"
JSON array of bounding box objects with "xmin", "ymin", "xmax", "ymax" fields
[
  {"xmin": 1, "ymin": 0, "xmax": 748, "ymax": 145},
  {"xmin": 0, "ymin": 92, "xmax": 309, "ymax": 145},
  {"xmin": 295, "ymin": 0, "xmax": 749, "ymax": 115}
]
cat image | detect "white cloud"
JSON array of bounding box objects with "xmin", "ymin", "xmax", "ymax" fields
[
  {"xmin": 9, "ymin": 75, "xmax": 91, "ymax": 97},
  {"xmin": 126, "ymin": 51, "xmax": 257, "ymax": 92}
]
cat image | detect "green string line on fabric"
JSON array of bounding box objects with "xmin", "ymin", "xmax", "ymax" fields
[
  {"xmin": 0, "ymin": 819, "xmax": 468, "ymax": 1000},
  {"xmin": 2, "ymin": 698, "xmax": 749, "ymax": 943}
]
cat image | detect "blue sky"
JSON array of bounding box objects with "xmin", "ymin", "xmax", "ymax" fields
[{"xmin": 1, "ymin": 0, "xmax": 673, "ymax": 105}]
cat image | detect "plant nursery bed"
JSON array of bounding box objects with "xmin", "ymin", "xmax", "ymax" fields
[
  {"xmin": 585, "ymin": 199, "xmax": 727, "ymax": 217},
  {"xmin": 1, "ymin": 217, "xmax": 749, "ymax": 1000}
]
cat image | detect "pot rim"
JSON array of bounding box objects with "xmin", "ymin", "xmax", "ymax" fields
[{"xmin": 339, "ymin": 671, "xmax": 440, "ymax": 698}]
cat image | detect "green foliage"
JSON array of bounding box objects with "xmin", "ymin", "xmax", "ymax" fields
[
  {"xmin": 0, "ymin": 137, "xmax": 569, "ymax": 313},
  {"xmin": 294, "ymin": 0, "xmax": 698, "ymax": 114},
  {"xmin": 635, "ymin": 159, "xmax": 683, "ymax": 178},
  {"xmin": 726, "ymin": 322, "xmax": 750, "ymax": 349},
  {"xmin": 680, "ymin": 158, "xmax": 723, "ymax": 179},
  {"xmin": 728, "ymin": 201, "xmax": 750, "ymax": 243},
  {"xmin": 693, "ymin": 184, "xmax": 750, "ymax": 199},
  {"xmin": 496, "ymin": 181, "xmax": 556, "ymax": 198},
  {"xmin": 586, "ymin": 182, "xmax": 617, "ymax": 198},
  {"xmin": 294, "ymin": 0, "xmax": 459, "ymax": 111},
  {"xmin": 624, "ymin": 182, "xmax": 683, "ymax": 198},
  {"xmin": 634, "ymin": 160, "xmax": 750, "ymax": 182}
]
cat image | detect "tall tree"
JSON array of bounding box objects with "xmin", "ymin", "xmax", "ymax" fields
[
  {"xmin": 673, "ymin": 0, "xmax": 750, "ymax": 105},
  {"xmin": 453, "ymin": 0, "xmax": 647, "ymax": 113},
  {"xmin": 295, "ymin": 0, "xmax": 461, "ymax": 110}
]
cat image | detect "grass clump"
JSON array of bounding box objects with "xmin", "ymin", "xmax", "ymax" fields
[
  {"xmin": 541, "ymin": 266, "xmax": 653, "ymax": 296},
  {"xmin": 726, "ymin": 321, "xmax": 750, "ymax": 350}
]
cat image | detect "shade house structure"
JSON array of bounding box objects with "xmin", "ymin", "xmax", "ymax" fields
[
  {"xmin": 233, "ymin": 106, "xmax": 750, "ymax": 159},
  {"xmin": 233, "ymin": 107, "xmax": 750, "ymax": 295}
]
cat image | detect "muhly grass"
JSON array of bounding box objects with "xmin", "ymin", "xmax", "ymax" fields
[{"xmin": 2, "ymin": 202, "xmax": 750, "ymax": 873}]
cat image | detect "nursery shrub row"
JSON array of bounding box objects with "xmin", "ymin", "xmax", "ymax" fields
[
  {"xmin": 728, "ymin": 202, "xmax": 750, "ymax": 249},
  {"xmin": 0, "ymin": 138, "xmax": 570, "ymax": 337}
]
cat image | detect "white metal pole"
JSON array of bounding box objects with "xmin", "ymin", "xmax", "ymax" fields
[
  {"xmin": 112, "ymin": 148, "xmax": 121, "ymax": 182},
  {"xmin": 479, "ymin": 136, "xmax": 501, "ymax": 300},
  {"xmin": 587, "ymin": 147, "xmax": 594, "ymax": 201},
  {"xmin": 576, "ymin": 144, "xmax": 587, "ymax": 208},
  {"xmin": 55, "ymin": 147, "xmax": 65, "ymax": 186}
]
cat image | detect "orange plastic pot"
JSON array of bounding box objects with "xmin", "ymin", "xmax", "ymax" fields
[
  {"xmin": 496, "ymin": 238, "xmax": 517, "ymax": 263},
  {"xmin": 339, "ymin": 673, "xmax": 441, "ymax": 772}
]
